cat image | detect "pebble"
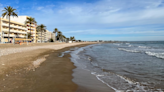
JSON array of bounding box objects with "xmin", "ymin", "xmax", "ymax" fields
[{"xmin": 0, "ymin": 43, "xmax": 83, "ymax": 58}]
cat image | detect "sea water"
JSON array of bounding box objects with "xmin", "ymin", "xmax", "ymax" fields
[{"xmin": 70, "ymin": 41, "xmax": 164, "ymax": 92}]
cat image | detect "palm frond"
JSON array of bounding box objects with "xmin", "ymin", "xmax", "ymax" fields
[
  {"xmin": 26, "ymin": 17, "xmax": 37, "ymax": 24},
  {"xmin": 2, "ymin": 12, "xmax": 7, "ymax": 18},
  {"xmin": 37, "ymin": 24, "xmax": 46, "ymax": 32},
  {"xmin": 12, "ymin": 12, "xmax": 18, "ymax": 17},
  {"xmin": 2, "ymin": 6, "xmax": 18, "ymax": 18}
]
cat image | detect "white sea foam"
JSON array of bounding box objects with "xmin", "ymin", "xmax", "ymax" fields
[
  {"xmin": 59, "ymin": 51, "xmax": 71, "ymax": 57},
  {"xmin": 138, "ymin": 46, "xmax": 148, "ymax": 48},
  {"xmin": 91, "ymin": 71, "xmax": 163, "ymax": 92},
  {"xmin": 113, "ymin": 43, "xmax": 120, "ymax": 46},
  {"xmin": 118, "ymin": 48, "xmax": 140, "ymax": 53},
  {"xmin": 88, "ymin": 56, "xmax": 91, "ymax": 61},
  {"xmin": 70, "ymin": 44, "xmax": 96, "ymax": 68},
  {"xmin": 91, "ymin": 72, "xmax": 118, "ymax": 92},
  {"xmin": 116, "ymin": 74, "xmax": 135, "ymax": 84},
  {"xmin": 59, "ymin": 53, "xmax": 65, "ymax": 57},
  {"xmin": 128, "ymin": 45, "xmax": 132, "ymax": 47},
  {"xmin": 145, "ymin": 52, "xmax": 164, "ymax": 59}
]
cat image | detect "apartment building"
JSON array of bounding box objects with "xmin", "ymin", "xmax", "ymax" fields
[
  {"xmin": 36, "ymin": 30, "xmax": 54, "ymax": 43},
  {"xmin": 51, "ymin": 32, "xmax": 56, "ymax": 42},
  {"xmin": 0, "ymin": 16, "xmax": 37, "ymax": 43}
]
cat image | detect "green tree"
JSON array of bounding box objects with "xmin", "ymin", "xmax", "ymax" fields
[
  {"xmin": 53, "ymin": 28, "xmax": 58, "ymax": 41},
  {"xmin": 62, "ymin": 35, "xmax": 66, "ymax": 42},
  {"xmin": 70, "ymin": 36, "xmax": 75, "ymax": 41},
  {"xmin": 66, "ymin": 38, "xmax": 69, "ymax": 42},
  {"xmin": 57, "ymin": 31, "xmax": 63, "ymax": 41},
  {"xmin": 49, "ymin": 38, "xmax": 54, "ymax": 42},
  {"xmin": 25, "ymin": 17, "xmax": 36, "ymax": 38},
  {"xmin": 27, "ymin": 33, "xmax": 31, "ymax": 39},
  {"xmin": 2, "ymin": 6, "xmax": 18, "ymax": 43},
  {"xmin": 37, "ymin": 24, "xmax": 46, "ymax": 43}
]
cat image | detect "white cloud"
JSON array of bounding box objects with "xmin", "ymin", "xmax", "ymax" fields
[
  {"xmin": 27, "ymin": 0, "xmax": 164, "ymax": 40},
  {"xmin": 33, "ymin": 0, "xmax": 164, "ymax": 25},
  {"xmin": 15, "ymin": 0, "xmax": 19, "ymax": 4},
  {"xmin": 85, "ymin": 36, "xmax": 164, "ymax": 41},
  {"xmin": 64, "ymin": 27, "xmax": 164, "ymax": 35},
  {"xmin": 37, "ymin": 7, "xmax": 44, "ymax": 10}
]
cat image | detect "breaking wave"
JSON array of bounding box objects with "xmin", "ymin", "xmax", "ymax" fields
[
  {"xmin": 145, "ymin": 52, "xmax": 164, "ymax": 59},
  {"xmin": 118, "ymin": 48, "xmax": 140, "ymax": 53}
]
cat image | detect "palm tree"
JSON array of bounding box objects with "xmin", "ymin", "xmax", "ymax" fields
[
  {"xmin": 66, "ymin": 38, "xmax": 69, "ymax": 42},
  {"xmin": 43, "ymin": 30, "xmax": 46, "ymax": 42},
  {"xmin": 36, "ymin": 26, "xmax": 41, "ymax": 42},
  {"xmin": 2, "ymin": 6, "xmax": 18, "ymax": 43},
  {"xmin": 37, "ymin": 24, "xmax": 46, "ymax": 43},
  {"xmin": 70, "ymin": 36, "xmax": 75, "ymax": 42},
  {"xmin": 53, "ymin": 28, "xmax": 58, "ymax": 41},
  {"xmin": 25, "ymin": 17, "xmax": 36, "ymax": 39},
  {"xmin": 62, "ymin": 35, "xmax": 66, "ymax": 42},
  {"xmin": 57, "ymin": 31, "xmax": 62, "ymax": 42}
]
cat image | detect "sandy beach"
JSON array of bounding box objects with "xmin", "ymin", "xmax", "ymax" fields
[{"xmin": 0, "ymin": 42, "xmax": 114, "ymax": 92}]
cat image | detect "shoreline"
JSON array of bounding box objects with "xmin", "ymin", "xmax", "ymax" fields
[
  {"xmin": 0, "ymin": 42, "xmax": 115, "ymax": 92},
  {"xmin": 70, "ymin": 45, "xmax": 115, "ymax": 92}
]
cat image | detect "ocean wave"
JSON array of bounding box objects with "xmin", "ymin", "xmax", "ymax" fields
[
  {"xmin": 138, "ymin": 46, "xmax": 148, "ymax": 48},
  {"xmin": 92, "ymin": 71, "xmax": 163, "ymax": 92},
  {"xmin": 59, "ymin": 51, "xmax": 71, "ymax": 57},
  {"xmin": 145, "ymin": 52, "xmax": 164, "ymax": 59},
  {"xmin": 91, "ymin": 72, "xmax": 118, "ymax": 91},
  {"xmin": 113, "ymin": 43, "xmax": 120, "ymax": 46},
  {"xmin": 88, "ymin": 56, "xmax": 92, "ymax": 61},
  {"xmin": 71, "ymin": 44, "xmax": 164, "ymax": 92},
  {"xmin": 118, "ymin": 48, "xmax": 140, "ymax": 53},
  {"xmin": 128, "ymin": 45, "xmax": 132, "ymax": 47}
]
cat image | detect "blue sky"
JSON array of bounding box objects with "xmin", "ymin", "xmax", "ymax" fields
[{"xmin": 1, "ymin": 0, "xmax": 164, "ymax": 41}]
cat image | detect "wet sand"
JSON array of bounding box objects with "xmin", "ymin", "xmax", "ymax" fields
[
  {"xmin": 73, "ymin": 68, "xmax": 115, "ymax": 92},
  {"xmin": 0, "ymin": 43, "xmax": 114, "ymax": 92}
]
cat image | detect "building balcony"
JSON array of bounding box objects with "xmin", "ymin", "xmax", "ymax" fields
[
  {"xmin": 3, "ymin": 34, "xmax": 26, "ymax": 38},
  {"xmin": 2, "ymin": 23, "xmax": 27, "ymax": 31},
  {"xmin": 26, "ymin": 24, "xmax": 35, "ymax": 27},
  {"xmin": 27, "ymin": 27, "xmax": 35, "ymax": 30},
  {"xmin": 18, "ymin": 35, "xmax": 26, "ymax": 38},
  {"xmin": 31, "ymin": 34, "xmax": 36, "ymax": 37},
  {"xmin": 2, "ymin": 29, "xmax": 27, "ymax": 34},
  {"xmin": 27, "ymin": 31, "xmax": 35, "ymax": 33},
  {"xmin": 3, "ymin": 34, "xmax": 15, "ymax": 37}
]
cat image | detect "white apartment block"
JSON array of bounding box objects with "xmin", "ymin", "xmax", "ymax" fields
[
  {"xmin": 0, "ymin": 16, "xmax": 37, "ymax": 43},
  {"xmin": 36, "ymin": 30, "xmax": 55, "ymax": 43}
]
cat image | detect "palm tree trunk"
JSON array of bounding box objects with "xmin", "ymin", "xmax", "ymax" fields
[{"xmin": 8, "ymin": 16, "xmax": 10, "ymax": 43}]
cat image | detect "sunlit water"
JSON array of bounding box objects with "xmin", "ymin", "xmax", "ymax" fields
[{"xmin": 70, "ymin": 41, "xmax": 164, "ymax": 92}]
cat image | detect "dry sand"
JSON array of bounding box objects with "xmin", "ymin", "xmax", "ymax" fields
[
  {"xmin": 0, "ymin": 42, "xmax": 115, "ymax": 92},
  {"xmin": 0, "ymin": 42, "xmax": 95, "ymax": 57},
  {"xmin": 0, "ymin": 48, "xmax": 77, "ymax": 92}
]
